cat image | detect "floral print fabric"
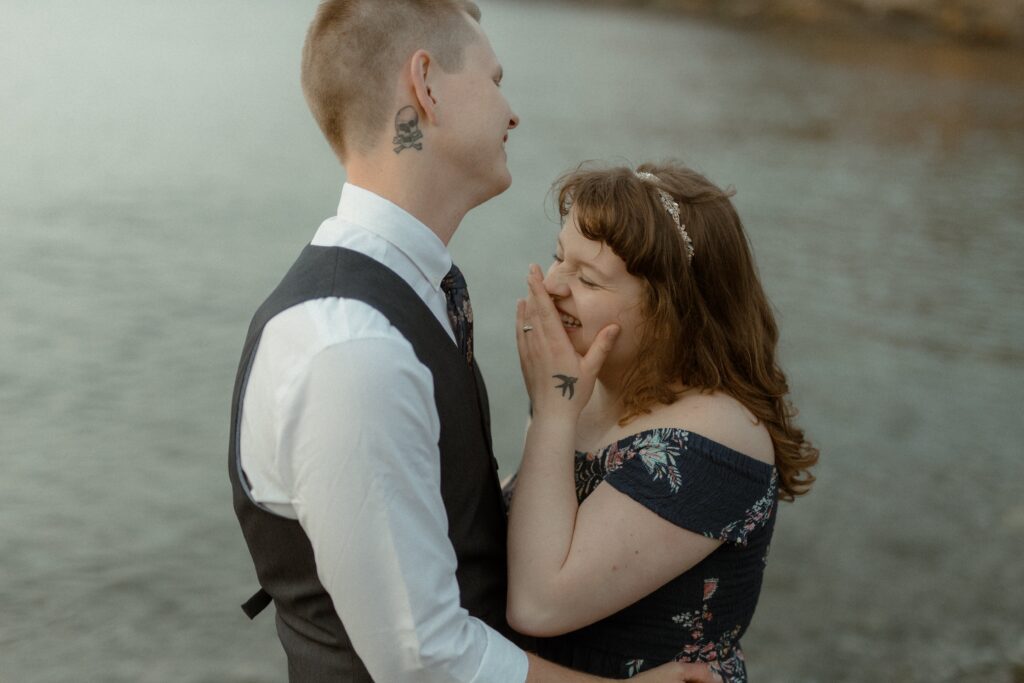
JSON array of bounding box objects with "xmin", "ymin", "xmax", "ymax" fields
[
  {"xmin": 576, "ymin": 428, "xmax": 777, "ymax": 546},
  {"xmin": 536, "ymin": 427, "xmax": 778, "ymax": 681}
]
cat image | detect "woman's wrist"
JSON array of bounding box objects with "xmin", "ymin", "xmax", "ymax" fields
[
  {"xmin": 523, "ymin": 411, "xmax": 578, "ymax": 454},
  {"xmin": 529, "ymin": 396, "xmax": 584, "ymax": 424}
]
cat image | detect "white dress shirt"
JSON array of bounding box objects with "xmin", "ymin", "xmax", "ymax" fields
[{"xmin": 239, "ymin": 183, "xmax": 528, "ymax": 683}]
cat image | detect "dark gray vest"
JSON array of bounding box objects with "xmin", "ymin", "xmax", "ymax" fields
[{"xmin": 228, "ymin": 245, "xmax": 510, "ymax": 681}]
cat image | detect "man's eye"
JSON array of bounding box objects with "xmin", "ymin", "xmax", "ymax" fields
[{"xmin": 552, "ymin": 253, "xmax": 564, "ymax": 263}]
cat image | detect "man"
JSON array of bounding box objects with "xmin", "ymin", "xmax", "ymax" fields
[{"xmin": 228, "ymin": 1, "xmax": 716, "ymax": 681}]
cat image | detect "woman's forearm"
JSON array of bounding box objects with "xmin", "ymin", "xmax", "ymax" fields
[{"xmin": 506, "ymin": 413, "xmax": 580, "ymax": 634}]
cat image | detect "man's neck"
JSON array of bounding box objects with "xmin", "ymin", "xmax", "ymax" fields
[{"xmin": 345, "ymin": 157, "xmax": 469, "ymax": 246}]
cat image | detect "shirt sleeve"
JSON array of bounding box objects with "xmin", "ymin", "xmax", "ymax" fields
[
  {"xmin": 282, "ymin": 336, "xmax": 528, "ymax": 683},
  {"xmin": 601, "ymin": 429, "xmax": 779, "ymax": 546}
]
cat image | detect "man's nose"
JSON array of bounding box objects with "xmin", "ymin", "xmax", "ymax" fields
[{"xmin": 508, "ymin": 111, "xmax": 520, "ymax": 130}]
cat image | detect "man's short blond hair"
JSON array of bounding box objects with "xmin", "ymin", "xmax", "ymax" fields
[{"xmin": 301, "ymin": 0, "xmax": 482, "ymax": 160}]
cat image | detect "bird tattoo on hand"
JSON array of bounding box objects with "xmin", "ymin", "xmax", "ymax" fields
[{"xmin": 553, "ymin": 374, "xmax": 578, "ymax": 400}]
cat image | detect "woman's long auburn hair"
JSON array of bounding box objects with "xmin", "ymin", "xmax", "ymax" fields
[{"xmin": 554, "ymin": 162, "xmax": 818, "ymax": 501}]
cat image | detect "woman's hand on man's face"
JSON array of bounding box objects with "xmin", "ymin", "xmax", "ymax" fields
[{"xmin": 515, "ymin": 264, "xmax": 619, "ymax": 418}]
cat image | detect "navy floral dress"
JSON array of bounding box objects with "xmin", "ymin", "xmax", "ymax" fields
[{"xmin": 522, "ymin": 428, "xmax": 778, "ymax": 682}]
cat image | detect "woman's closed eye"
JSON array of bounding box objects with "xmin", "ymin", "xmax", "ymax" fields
[{"xmin": 553, "ymin": 254, "xmax": 600, "ymax": 289}]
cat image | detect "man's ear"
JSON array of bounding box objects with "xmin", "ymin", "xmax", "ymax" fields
[{"xmin": 408, "ymin": 49, "xmax": 439, "ymax": 126}]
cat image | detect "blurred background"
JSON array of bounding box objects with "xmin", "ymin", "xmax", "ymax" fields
[{"xmin": 1, "ymin": 1, "xmax": 1022, "ymax": 681}]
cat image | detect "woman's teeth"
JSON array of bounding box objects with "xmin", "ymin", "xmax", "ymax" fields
[{"xmin": 560, "ymin": 313, "xmax": 582, "ymax": 328}]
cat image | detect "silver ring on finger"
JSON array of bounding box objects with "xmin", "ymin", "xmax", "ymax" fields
[{"xmin": 522, "ymin": 324, "xmax": 534, "ymax": 332}]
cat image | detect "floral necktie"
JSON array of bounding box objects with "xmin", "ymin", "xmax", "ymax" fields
[{"xmin": 441, "ymin": 263, "xmax": 473, "ymax": 365}]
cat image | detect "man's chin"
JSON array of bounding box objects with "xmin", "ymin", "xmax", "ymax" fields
[
  {"xmin": 494, "ymin": 165, "xmax": 513, "ymax": 193},
  {"xmin": 477, "ymin": 171, "xmax": 512, "ymax": 203},
  {"xmin": 463, "ymin": 163, "xmax": 513, "ymax": 208}
]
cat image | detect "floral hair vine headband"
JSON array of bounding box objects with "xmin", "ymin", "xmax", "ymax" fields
[{"xmin": 635, "ymin": 171, "xmax": 694, "ymax": 262}]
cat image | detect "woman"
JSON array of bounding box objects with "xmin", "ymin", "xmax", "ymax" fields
[{"xmin": 507, "ymin": 162, "xmax": 818, "ymax": 681}]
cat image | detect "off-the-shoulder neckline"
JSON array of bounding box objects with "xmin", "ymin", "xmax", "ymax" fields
[{"xmin": 574, "ymin": 426, "xmax": 776, "ymax": 473}]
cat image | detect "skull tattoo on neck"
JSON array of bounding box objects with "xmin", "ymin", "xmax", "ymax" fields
[{"xmin": 393, "ymin": 106, "xmax": 424, "ymax": 154}]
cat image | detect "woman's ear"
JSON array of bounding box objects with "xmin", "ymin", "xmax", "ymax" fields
[{"xmin": 408, "ymin": 49, "xmax": 439, "ymax": 126}]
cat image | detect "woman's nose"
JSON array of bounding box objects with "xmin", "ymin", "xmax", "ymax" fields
[{"xmin": 543, "ymin": 264, "xmax": 569, "ymax": 298}]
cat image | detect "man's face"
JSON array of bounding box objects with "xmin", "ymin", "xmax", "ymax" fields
[{"xmin": 433, "ymin": 21, "xmax": 519, "ymax": 204}]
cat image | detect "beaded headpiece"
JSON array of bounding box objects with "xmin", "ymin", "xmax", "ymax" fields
[{"xmin": 635, "ymin": 170, "xmax": 694, "ymax": 262}]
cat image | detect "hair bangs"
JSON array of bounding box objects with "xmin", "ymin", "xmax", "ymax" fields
[{"xmin": 556, "ymin": 168, "xmax": 668, "ymax": 279}]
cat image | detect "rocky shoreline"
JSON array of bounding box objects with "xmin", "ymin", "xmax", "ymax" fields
[{"xmin": 564, "ymin": 0, "xmax": 1024, "ymax": 46}]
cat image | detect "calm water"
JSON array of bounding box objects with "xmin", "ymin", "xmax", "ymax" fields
[{"xmin": 2, "ymin": 1, "xmax": 1022, "ymax": 681}]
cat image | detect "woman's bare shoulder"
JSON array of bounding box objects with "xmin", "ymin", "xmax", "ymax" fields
[{"xmin": 642, "ymin": 391, "xmax": 775, "ymax": 465}]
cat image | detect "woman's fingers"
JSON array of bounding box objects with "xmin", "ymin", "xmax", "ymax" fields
[
  {"xmin": 515, "ymin": 298, "xmax": 533, "ymax": 379},
  {"xmin": 580, "ymin": 323, "xmax": 620, "ymax": 376},
  {"xmin": 522, "ymin": 266, "xmax": 555, "ymax": 359},
  {"xmin": 632, "ymin": 661, "xmax": 720, "ymax": 683},
  {"xmin": 515, "ymin": 297, "xmax": 527, "ymax": 343},
  {"xmin": 676, "ymin": 662, "xmax": 721, "ymax": 683},
  {"xmin": 526, "ymin": 264, "xmax": 563, "ymax": 337}
]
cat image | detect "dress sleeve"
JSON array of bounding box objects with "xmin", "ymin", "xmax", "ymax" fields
[{"xmin": 600, "ymin": 429, "xmax": 778, "ymax": 546}]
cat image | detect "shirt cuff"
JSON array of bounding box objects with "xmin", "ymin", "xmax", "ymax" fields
[{"xmin": 467, "ymin": 620, "xmax": 529, "ymax": 683}]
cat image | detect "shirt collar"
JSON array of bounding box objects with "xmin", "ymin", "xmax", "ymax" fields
[{"xmin": 335, "ymin": 182, "xmax": 452, "ymax": 291}]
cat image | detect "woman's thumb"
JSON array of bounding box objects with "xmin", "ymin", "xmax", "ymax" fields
[{"xmin": 583, "ymin": 323, "xmax": 620, "ymax": 372}]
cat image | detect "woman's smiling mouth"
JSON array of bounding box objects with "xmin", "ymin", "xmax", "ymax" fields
[{"xmin": 557, "ymin": 310, "xmax": 582, "ymax": 328}]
